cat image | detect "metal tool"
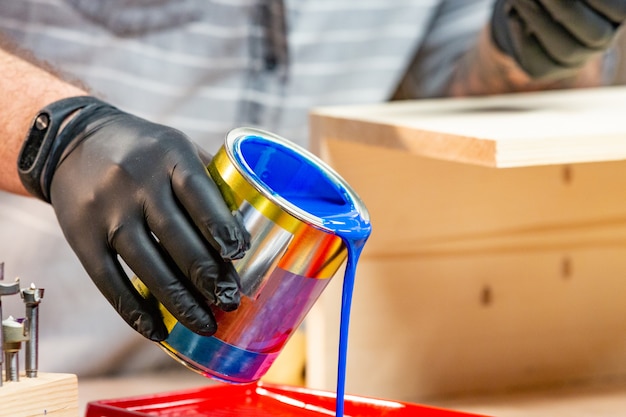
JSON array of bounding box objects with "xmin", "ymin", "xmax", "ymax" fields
[
  {"xmin": 0, "ymin": 263, "xmax": 20, "ymax": 386},
  {"xmin": 21, "ymin": 283, "xmax": 44, "ymax": 378},
  {"xmin": 2, "ymin": 315, "xmax": 28, "ymax": 382}
]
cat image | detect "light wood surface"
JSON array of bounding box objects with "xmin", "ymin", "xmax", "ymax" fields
[
  {"xmin": 0, "ymin": 372, "xmax": 78, "ymax": 417},
  {"xmin": 310, "ymin": 85, "xmax": 626, "ymax": 168},
  {"xmin": 306, "ymin": 86, "xmax": 626, "ymax": 406}
]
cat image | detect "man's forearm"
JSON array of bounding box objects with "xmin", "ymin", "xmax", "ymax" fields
[
  {"xmin": 447, "ymin": 27, "xmax": 605, "ymax": 97},
  {"xmin": 0, "ymin": 46, "xmax": 86, "ymax": 196}
]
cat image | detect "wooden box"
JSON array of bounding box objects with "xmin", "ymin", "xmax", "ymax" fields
[{"xmin": 306, "ymin": 86, "xmax": 626, "ymax": 402}]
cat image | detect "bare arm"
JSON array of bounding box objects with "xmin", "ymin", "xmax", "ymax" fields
[
  {"xmin": 0, "ymin": 45, "xmax": 86, "ymax": 196},
  {"xmin": 447, "ymin": 27, "xmax": 604, "ymax": 97}
]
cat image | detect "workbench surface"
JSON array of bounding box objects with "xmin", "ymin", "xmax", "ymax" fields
[{"xmin": 77, "ymin": 370, "xmax": 626, "ymax": 417}]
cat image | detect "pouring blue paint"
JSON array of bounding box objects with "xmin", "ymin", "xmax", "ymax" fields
[
  {"xmin": 228, "ymin": 130, "xmax": 371, "ymax": 417},
  {"xmin": 334, "ymin": 233, "xmax": 369, "ymax": 417},
  {"xmin": 280, "ymin": 171, "xmax": 371, "ymax": 417},
  {"xmin": 229, "ymin": 129, "xmax": 371, "ymax": 417},
  {"xmin": 156, "ymin": 128, "xmax": 371, "ymax": 417},
  {"xmin": 231, "ymin": 132, "xmax": 371, "ymax": 417}
]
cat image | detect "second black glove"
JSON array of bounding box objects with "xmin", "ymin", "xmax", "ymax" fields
[{"xmin": 492, "ymin": 0, "xmax": 626, "ymax": 79}]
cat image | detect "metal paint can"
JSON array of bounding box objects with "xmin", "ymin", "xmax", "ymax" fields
[{"xmin": 155, "ymin": 127, "xmax": 369, "ymax": 384}]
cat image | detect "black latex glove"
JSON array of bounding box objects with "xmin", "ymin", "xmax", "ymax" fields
[
  {"xmin": 492, "ymin": 0, "xmax": 626, "ymax": 79},
  {"xmin": 17, "ymin": 96, "xmax": 250, "ymax": 341}
]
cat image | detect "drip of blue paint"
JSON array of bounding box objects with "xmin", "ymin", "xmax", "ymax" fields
[{"xmin": 331, "ymin": 227, "xmax": 369, "ymax": 417}]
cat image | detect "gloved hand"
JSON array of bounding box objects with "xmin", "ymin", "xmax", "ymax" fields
[
  {"xmin": 491, "ymin": 0, "xmax": 626, "ymax": 79},
  {"xmin": 17, "ymin": 96, "xmax": 250, "ymax": 341}
]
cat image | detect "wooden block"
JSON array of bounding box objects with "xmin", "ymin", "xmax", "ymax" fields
[
  {"xmin": 310, "ymin": 85, "xmax": 626, "ymax": 168},
  {"xmin": 305, "ymin": 87, "xmax": 626, "ymax": 401},
  {"xmin": 0, "ymin": 372, "xmax": 78, "ymax": 417}
]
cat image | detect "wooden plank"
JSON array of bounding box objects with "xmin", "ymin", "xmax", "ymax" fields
[
  {"xmin": 310, "ymin": 85, "xmax": 626, "ymax": 168},
  {"xmin": 0, "ymin": 372, "xmax": 78, "ymax": 417}
]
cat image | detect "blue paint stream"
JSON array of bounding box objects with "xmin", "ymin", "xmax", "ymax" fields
[
  {"xmin": 251, "ymin": 144, "xmax": 371, "ymax": 416},
  {"xmin": 236, "ymin": 135, "xmax": 372, "ymax": 416},
  {"xmin": 331, "ymin": 223, "xmax": 370, "ymax": 417}
]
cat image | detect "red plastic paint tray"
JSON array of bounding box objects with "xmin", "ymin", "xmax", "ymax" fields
[{"xmin": 85, "ymin": 381, "xmax": 491, "ymax": 417}]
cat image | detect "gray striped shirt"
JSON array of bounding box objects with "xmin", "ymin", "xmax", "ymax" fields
[{"xmin": 0, "ymin": 0, "xmax": 493, "ymax": 376}]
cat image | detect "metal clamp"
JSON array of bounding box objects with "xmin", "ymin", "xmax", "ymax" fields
[{"xmin": 0, "ymin": 262, "xmax": 44, "ymax": 385}]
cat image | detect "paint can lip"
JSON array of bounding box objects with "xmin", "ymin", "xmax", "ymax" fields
[{"xmin": 225, "ymin": 127, "xmax": 370, "ymax": 232}]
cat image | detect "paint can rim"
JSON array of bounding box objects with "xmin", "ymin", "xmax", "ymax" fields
[{"xmin": 224, "ymin": 127, "xmax": 370, "ymax": 233}]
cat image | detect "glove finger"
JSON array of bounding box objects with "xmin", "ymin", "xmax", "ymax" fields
[
  {"xmin": 514, "ymin": 0, "xmax": 598, "ymax": 67},
  {"xmin": 586, "ymin": 0, "xmax": 626, "ymax": 23},
  {"xmin": 215, "ymin": 262, "xmax": 241, "ymax": 312},
  {"xmin": 71, "ymin": 239, "xmax": 168, "ymax": 341},
  {"xmin": 171, "ymin": 162, "xmax": 251, "ymax": 261},
  {"xmin": 112, "ymin": 222, "xmax": 218, "ymax": 336},
  {"xmin": 540, "ymin": 0, "xmax": 616, "ymax": 48},
  {"xmin": 499, "ymin": 6, "xmax": 568, "ymax": 79},
  {"xmin": 146, "ymin": 195, "xmax": 241, "ymax": 310}
]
